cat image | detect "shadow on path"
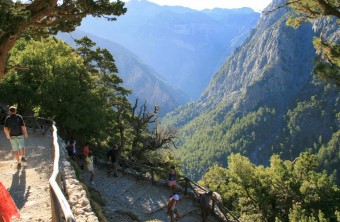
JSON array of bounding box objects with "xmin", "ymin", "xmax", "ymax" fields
[{"xmin": 9, "ymin": 166, "xmax": 31, "ymax": 210}]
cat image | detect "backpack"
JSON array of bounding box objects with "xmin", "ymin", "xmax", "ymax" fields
[{"xmin": 6, "ymin": 115, "xmax": 23, "ymax": 136}]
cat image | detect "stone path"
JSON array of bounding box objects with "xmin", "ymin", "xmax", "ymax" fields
[
  {"xmin": 0, "ymin": 129, "xmax": 53, "ymax": 222},
  {"xmin": 79, "ymin": 163, "xmax": 221, "ymax": 222},
  {"xmin": 1, "ymin": 126, "xmax": 222, "ymax": 222}
]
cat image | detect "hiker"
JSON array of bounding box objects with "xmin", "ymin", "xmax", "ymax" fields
[
  {"xmin": 66, "ymin": 140, "xmax": 75, "ymax": 160},
  {"xmin": 83, "ymin": 142, "xmax": 90, "ymax": 157},
  {"xmin": 86, "ymin": 151, "xmax": 95, "ymax": 184},
  {"xmin": 107, "ymin": 144, "xmax": 119, "ymax": 177},
  {"xmin": 81, "ymin": 142, "xmax": 90, "ymax": 170},
  {"xmin": 200, "ymin": 190, "xmax": 213, "ymax": 222},
  {"xmin": 168, "ymin": 165, "xmax": 177, "ymax": 196},
  {"xmin": 167, "ymin": 194, "xmax": 180, "ymax": 222},
  {"xmin": 4, "ymin": 106, "xmax": 28, "ymax": 166}
]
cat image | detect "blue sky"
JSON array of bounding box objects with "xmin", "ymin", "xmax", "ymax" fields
[{"xmin": 124, "ymin": 0, "xmax": 273, "ymax": 12}]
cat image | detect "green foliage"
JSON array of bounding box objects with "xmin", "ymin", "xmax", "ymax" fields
[
  {"xmin": 0, "ymin": 0, "xmax": 127, "ymax": 76},
  {"xmin": 313, "ymin": 38, "xmax": 340, "ymax": 85},
  {"xmin": 1, "ymin": 36, "xmax": 177, "ymax": 169},
  {"xmin": 286, "ymin": 0, "xmax": 340, "ymax": 28},
  {"xmin": 317, "ymin": 129, "xmax": 340, "ymax": 184},
  {"xmin": 166, "ymin": 74, "xmax": 340, "ymax": 183},
  {"xmin": 200, "ymin": 153, "xmax": 340, "ymax": 221},
  {"xmin": 0, "ymin": 0, "xmax": 30, "ymax": 38},
  {"xmin": 175, "ymin": 106, "xmax": 277, "ymax": 180},
  {"xmin": 0, "ymin": 37, "xmax": 131, "ymax": 147},
  {"xmin": 286, "ymin": 0, "xmax": 340, "ymax": 85}
]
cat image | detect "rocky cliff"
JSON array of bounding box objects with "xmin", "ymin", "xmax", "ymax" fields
[{"xmin": 164, "ymin": 0, "xmax": 340, "ymax": 180}]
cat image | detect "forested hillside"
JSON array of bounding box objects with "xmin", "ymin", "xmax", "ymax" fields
[{"xmin": 163, "ymin": 0, "xmax": 340, "ymax": 183}]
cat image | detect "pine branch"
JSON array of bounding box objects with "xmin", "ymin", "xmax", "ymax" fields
[{"xmin": 263, "ymin": 0, "xmax": 299, "ymax": 15}]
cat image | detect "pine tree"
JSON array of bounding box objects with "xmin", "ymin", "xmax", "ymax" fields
[{"xmin": 286, "ymin": 0, "xmax": 340, "ymax": 84}]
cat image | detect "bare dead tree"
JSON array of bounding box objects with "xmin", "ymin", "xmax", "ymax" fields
[{"xmin": 129, "ymin": 99, "xmax": 177, "ymax": 161}]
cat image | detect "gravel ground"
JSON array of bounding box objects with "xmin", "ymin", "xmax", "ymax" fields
[{"xmin": 0, "ymin": 128, "xmax": 53, "ymax": 222}]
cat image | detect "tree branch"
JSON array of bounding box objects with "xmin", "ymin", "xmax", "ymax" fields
[
  {"xmin": 263, "ymin": 0, "xmax": 298, "ymax": 15},
  {"xmin": 6, "ymin": 65, "xmax": 30, "ymax": 73}
]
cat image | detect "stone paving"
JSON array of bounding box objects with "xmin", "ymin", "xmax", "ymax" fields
[
  {"xmin": 79, "ymin": 162, "xmax": 222, "ymax": 222},
  {"xmin": 1, "ymin": 127, "xmax": 222, "ymax": 222}
]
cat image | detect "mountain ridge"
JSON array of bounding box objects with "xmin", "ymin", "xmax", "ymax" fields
[
  {"xmin": 164, "ymin": 0, "xmax": 340, "ymax": 180},
  {"xmin": 78, "ymin": 2, "xmax": 260, "ymax": 99}
]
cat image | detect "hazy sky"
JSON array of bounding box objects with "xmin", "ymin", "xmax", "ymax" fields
[{"xmin": 145, "ymin": 0, "xmax": 273, "ymax": 12}]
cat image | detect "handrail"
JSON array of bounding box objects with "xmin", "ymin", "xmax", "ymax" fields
[
  {"xmin": 23, "ymin": 116, "xmax": 53, "ymax": 135},
  {"xmin": 50, "ymin": 123, "xmax": 76, "ymax": 222},
  {"xmin": 23, "ymin": 116, "xmax": 76, "ymax": 222},
  {"xmin": 118, "ymin": 158, "xmax": 240, "ymax": 222},
  {"xmin": 16, "ymin": 115, "xmax": 238, "ymax": 221}
]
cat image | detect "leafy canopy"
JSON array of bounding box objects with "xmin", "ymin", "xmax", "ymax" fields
[
  {"xmin": 0, "ymin": 0, "xmax": 126, "ymax": 77},
  {"xmin": 0, "ymin": 36, "xmax": 130, "ymax": 144},
  {"xmin": 199, "ymin": 152, "xmax": 340, "ymax": 221}
]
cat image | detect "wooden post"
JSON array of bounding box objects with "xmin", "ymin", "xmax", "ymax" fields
[
  {"xmin": 184, "ymin": 178, "xmax": 188, "ymax": 196},
  {"xmin": 151, "ymin": 169, "xmax": 155, "ymax": 184}
]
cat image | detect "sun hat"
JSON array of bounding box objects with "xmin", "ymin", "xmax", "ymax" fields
[
  {"xmin": 9, "ymin": 106, "xmax": 17, "ymax": 113},
  {"xmin": 173, "ymin": 194, "xmax": 179, "ymax": 200}
]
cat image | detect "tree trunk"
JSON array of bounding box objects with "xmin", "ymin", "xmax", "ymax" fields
[
  {"xmin": 0, "ymin": 0, "xmax": 57, "ymax": 79},
  {"xmin": 0, "ymin": 34, "xmax": 19, "ymax": 79}
]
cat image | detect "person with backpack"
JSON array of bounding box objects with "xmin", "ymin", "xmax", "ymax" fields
[
  {"xmin": 4, "ymin": 106, "xmax": 28, "ymax": 166},
  {"xmin": 167, "ymin": 194, "xmax": 180, "ymax": 222}
]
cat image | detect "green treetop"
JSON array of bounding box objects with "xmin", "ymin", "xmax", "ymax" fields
[{"xmin": 0, "ymin": 0, "xmax": 126, "ymax": 78}]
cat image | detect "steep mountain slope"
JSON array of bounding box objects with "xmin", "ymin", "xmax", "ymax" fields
[
  {"xmin": 58, "ymin": 31, "xmax": 189, "ymax": 116},
  {"xmin": 164, "ymin": 0, "xmax": 340, "ymax": 180},
  {"xmin": 78, "ymin": 0, "xmax": 260, "ymax": 99}
]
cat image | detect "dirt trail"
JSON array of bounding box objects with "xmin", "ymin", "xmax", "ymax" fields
[{"xmin": 0, "ymin": 128, "xmax": 53, "ymax": 222}]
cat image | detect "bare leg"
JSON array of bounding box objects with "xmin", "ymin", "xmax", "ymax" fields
[
  {"xmin": 20, "ymin": 147, "xmax": 25, "ymax": 158},
  {"xmin": 13, "ymin": 151, "xmax": 20, "ymax": 163}
]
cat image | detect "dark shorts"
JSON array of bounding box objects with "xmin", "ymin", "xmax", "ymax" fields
[{"xmin": 170, "ymin": 208, "xmax": 178, "ymax": 220}]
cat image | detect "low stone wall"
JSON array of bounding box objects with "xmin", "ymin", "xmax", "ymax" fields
[{"xmin": 59, "ymin": 141, "xmax": 99, "ymax": 222}]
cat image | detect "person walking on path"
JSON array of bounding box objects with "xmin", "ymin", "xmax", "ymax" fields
[
  {"xmin": 168, "ymin": 165, "xmax": 177, "ymax": 196},
  {"xmin": 66, "ymin": 140, "xmax": 75, "ymax": 160},
  {"xmin": 3, "ymin": 106, "xmax": 28, "ymax": 166},
  {"xmin": 83, "ymin": 142, "xmax": 90, "ymax": 157},
  {"xmin": 107, "ymin": 144, "xmax": 119, "ymax": 177},
  {"xmin": 167, "ymin": 194, "xmax": 180, "ymax": 222},
  {"xmin": 200, "ymin": 191, "xmax": 213, "ymax": 222},
  {"xmin": 86, "ymin": 151, "xmax": 95, "ymax": 184},
  {"xmin": 81, "ymin": 142, "xmax": 90, "ymax": 170}
]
